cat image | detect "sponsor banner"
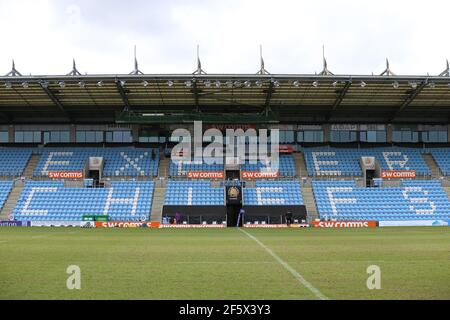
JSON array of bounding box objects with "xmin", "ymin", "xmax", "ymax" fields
[
  {"xmin": 310, "ymin": 221, "xmax": 377, "ymax": 228},
  {"xmin": 244, "ymin": 224, "xmax": 309, "ymax": 228},
  {"xmin": 381, "ymin": 170, "xmax": 416, "ymax": 179},
  {"xmin": 379, "ymin": 220, "xmax": 449, "ymax": 227},
  {"xmin": 30, "ymin": 221, "xmax": 81, "ymax": 227},
  {"xmin": 277, "ymin": 145, "xmax": 294, "ymax": 153},
  {"xmin": 159, "ymin": 224, "xmax": 226, "ymax": 228},
  {"xmin": 186, "ymin": 171, "xmax": 224, "ymax": 179},
  {"xmin": 94, "ymin": 221, "xmax": 161, "ymax": 228},
  {"xmin": 48, "ymin": 171, "xmax": 84, "ymax": 179},
  {"xmin": 241, "ymin": 171, "xmax": 279, "ymax": 179},
  {"xmin": 0, "ymin": 220, "xmax": 30, "ymax": 227}
]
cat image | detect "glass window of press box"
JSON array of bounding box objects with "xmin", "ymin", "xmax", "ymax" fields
[
  {"xmin": 76, "ymin": 131, "xmax": 104, "ymax": 143},
  {"xmin": 297, "ymin": 130, "xmax": 324, "ymax": 143},
  {"xmin": 105, "ymin": 130, "xmax": 133, "ymax": 143},
  {"xmin": 279, "ymin": 130, "xmax": 295, "ymax": 143},
  {"xmin": 360, "ymin": 130, "xmax": 387, "ymax": 143},
  {"xmin": 0, "ymin": 131, "xmax": 8, "ymax": 143},
  {"xmin": 139, "ymin": 128, "xmax": 166, "ymax": 143},
  {"xmin": 330, "ymin": 130, "xmax": 359, "ymax": 142},
  {"xmin": 421, "ymin": 130, "xmax": 448, "ymax": 143},
  {"xmin": 43, "ymin": 131, "xmax": 70, "ymax": 143},
  {"xmin": 14, "ymin": 131, "xmax": 42, "ymax": 143}
]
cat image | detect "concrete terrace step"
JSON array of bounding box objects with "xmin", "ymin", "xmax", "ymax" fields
[
  {"xmin": 302, "ymin": 186, "xmax": 319, "ymax": 222},
  {"xmin": 0, "ymin": 185, "xmax": 23, "ymax": 220},
  {"xmin": 422, "ymin": 153, "xmax": 441, "ymax": 178},
  {"xmin": 23, "ymin": 154, "xmax": 41, "ymax": 177},
  {"xmin": 158, "ymin": 158, "xmax": 170, "ymax": 178},
  {"xmin": 150, "ymin": 187, "xmax": 166, "ymax": 222},
  {"xmin": 293, "ymin": 152, "xmax": 308, "ymax": 178}
]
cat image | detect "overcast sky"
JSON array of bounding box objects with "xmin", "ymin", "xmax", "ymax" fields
[{"xmin": 0, "ymin": 0, "xmax": 449, "ymax": 76}]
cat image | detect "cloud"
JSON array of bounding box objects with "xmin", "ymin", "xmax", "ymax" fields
[{"xmin": 0, "ymin": 0, "xmax": 448, "ymax": 76}]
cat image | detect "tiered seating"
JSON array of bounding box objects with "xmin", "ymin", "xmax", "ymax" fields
[
  {"xmin": 0, "ymin": 181, "xmax": 13, "ymax": 210},
  {"xmin": 169, "ymin": 159, "xmax": 223, "ymax": 176},
  {"xmin": 34, "ymin": 148, "xmax": 159, "ymax": 177},
  {"xmin": 0, "ymin": 149, "xmax": 32, "ymax": 176},
  {"xmin": 241, "ymin": 155, "xmax": 296, "ymax": 176},
  {"xmin": 12, "ymin": 180, "xmax": 154, "ymax": 221},
  {"xmin": 312, "ymin": 180, "xmax": 450, "ymax": 221},
  {"xmin": 164, "ymin": 180, "xmax": 224, "ymax": 205},
  {"xmin": 304, "ymin": 147, "xmax": 431, "ymax": 176},
  {"xmin": 244, "ymin": 180, "xmax": 303, "ymax": 205},
  {"xmin": 429, "ymin": 148, "xmax": 450, "ymax": 175}
]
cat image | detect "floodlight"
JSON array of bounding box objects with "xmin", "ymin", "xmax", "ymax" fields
[
  {"xmin": 40, "ymin": 81, "xmax": 49, "ymax": 88},
  {"xmin": 142, "ymin": 80, "xmax": 149, "ymax": 87},
  {"xmin": 392, "ymin": 81, "xmax": 399, "ymax": 89},
  {"xmin": 215, "ymin": 80, "xmax": 221, "ymax": 88},
  {"xmin": 58, "ymin": 81, "xmax": 66, "ymax": 88},
  {"xmin": 332, "ymin": 81, "xmax": 338, "ymax": 87},
  {"xmin": 120, "ymin": 80, "xmax": 126, "ymax": 87},
  {"xmin": 428, "ymin": 82, "xmax": 435, "ymax": 89},
  {"xmin": 167, "ymin": 80, "xmax": 174, "ymax": 87},
  {"xmin": 312, "ymin": 81, "xmax": 319, "ymax": 87},
  {"xmin": 22, "ymin": 81, "xmax": 29, "ymax": 88},
  {"xmin": 185, "ymin": 80, "xmax": 192, "ymax": 87},
  {"xmin": 244, "ymin": 80, "xmax": 251, "ymax": 87},
  {"xmin": 255, "ymin": 80, "xmax": 263, "ymax": 87},
  {"xmin": 97, "ymin": 81, "xmax": 103, "ymax": 87},
  {"xmin": 409, "ymin": 81, "xmax": 417, "ymax": 89},
  {"xmin": 292, "ymin": 80, "xmax": 300, "ymax": 87},
  {"xmin": 4, "ymin": 82, "xmax": 12, "ymax": 89},
  {"xmin": 272, "ymin": 79, "xmax": 280, "ymax": 87},
  {"xmin": 204, "ymin": 80, "xmax": 211, "ymax": 87},
  {"xmin": 234, "ymin": 80, "xmax": 241, "ymax": 87},
  {"xmin": 360, "ymin": 81, "xmax": 367, "ymax": 88},
  {"xmin": 226, "ymin": 80, "xmax": 233, "ymax": 88}
]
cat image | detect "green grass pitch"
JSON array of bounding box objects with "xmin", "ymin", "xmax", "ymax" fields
[{"xmin": 0, "ymin": 227, "xmax": 449, "ymax": 300}]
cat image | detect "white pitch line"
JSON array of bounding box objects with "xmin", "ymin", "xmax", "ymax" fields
[{"xmin": 239, "ymin": 228, "xmax": 328, "ymax": 300}]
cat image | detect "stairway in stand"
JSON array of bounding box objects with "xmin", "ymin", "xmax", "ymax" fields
[
  {"xmin": 0, "ymin": 185, "xmax": 23, "ymax": 220},
  {"xmin": 150, "ymin": 187, "xmax": 166, "ymax": 222}
]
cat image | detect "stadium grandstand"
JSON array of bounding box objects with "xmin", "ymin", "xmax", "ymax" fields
[{"xmin": 0, "ymin": 56, "xmax": 449, "ymax": 228}]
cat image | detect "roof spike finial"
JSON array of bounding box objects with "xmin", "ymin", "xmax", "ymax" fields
[
  {"xmin": 5, "ymin": 59, "xmax": 22, "ymax": 76},
  {"xmin": 192, "ymin": 44, "xmax": 206, "ymax": 75},
  {"xmin": 318, "ymin": 45, "xmax": 334, "ymax": 76},
  {"xmin": 438, "ymin": 59, "xmax": 449, "ymax": 77},
  {"xmin": 256, "ymin": 44, "xmax": 270, "ymax": 75},
  {"xmin": 67, "ymin": 58, "xmax": 82, "ymax": 76},
  {"xmin": 129, "ymin": 45, "xmax": 144, "ymax": 75},
  {"xmin": 380, "ymin": 58, "xmax": 396, "ymax": 76}
]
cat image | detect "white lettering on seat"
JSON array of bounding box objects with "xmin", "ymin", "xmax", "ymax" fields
[
  {"xmin": 21, "ymin": 187, "xmax": 58, "ymax": 215},
  {"xmin": 326, "ymin": 187, "xmax": 356, "ymax": 216},
  {"xmin": 312, "ymin": 152, "xmax": 341, "ymax": 176},
  {"xmin": 119, "ymin": 152, "xmax": 146, "ymax": 176},
  {"xmin": 256, "ymin": 187, "xmax": 285, "ymax": 205},
  {"xmin": 402, "ymin": 187, "xmax": 436, "ymax": 215},
  {"xmin": 42, "ymin": 152, "xmax": 73, "ymax": 175},
  {"xmin": 383, "ymin": 152, "xmax": 409, "ymax": 170},
  {"xmin": 103, "ymin": 187, "xmax": 140, "ymax": 216}
]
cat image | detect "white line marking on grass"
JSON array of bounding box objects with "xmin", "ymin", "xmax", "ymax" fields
[
  {"xmin": 174, "ymin": 261, "xmax": 276, "ymax": 265},
  {"xmin": 239, "ymin": 228, "xmax": 328, "ymax": 300}
]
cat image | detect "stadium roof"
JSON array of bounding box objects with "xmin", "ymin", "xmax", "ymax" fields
[{"xmin": 1, "ymin": 61, "xmax": 449, "ymax": 124}]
